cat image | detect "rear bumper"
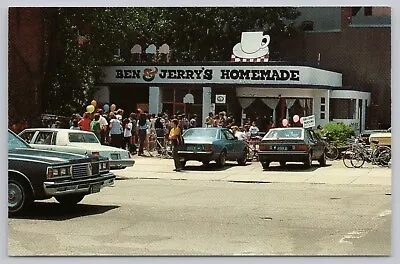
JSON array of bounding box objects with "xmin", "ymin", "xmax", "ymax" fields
[
  {"xmin": 258, "ymin": 150, "xmax": 308, "ymax": 162},
  {"xmin": 110, "ymin": 159, "xmax": 135, "ymax": 169},
  {"xmin": 43, "ymin": 172, "xmax": 115, "ymax": 196},
  {"xmin": 177, "ymin": 150, "xmax": 216, "ymax": 162}
]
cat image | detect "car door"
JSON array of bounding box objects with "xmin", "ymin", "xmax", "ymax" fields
[{"xmin": 222, "ymin": 129, "xmax": 237, "ymax": 159}]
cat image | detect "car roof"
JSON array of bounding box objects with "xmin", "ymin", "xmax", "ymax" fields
[{"xmin": 22, "ymin": 128, "xmax": 94, "ymax": 134}]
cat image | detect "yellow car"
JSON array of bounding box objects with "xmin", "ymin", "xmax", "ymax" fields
[{"xmin": 369, "ymin": 128, "xmax": 391, "ymax": 148}]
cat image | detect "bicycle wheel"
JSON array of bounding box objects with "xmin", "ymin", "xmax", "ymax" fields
[
  {"xmin": 376, "ymin": 147, "xmax": 391, "ymax": 166},
  {"xmin": 325, "ymin": 144, "xmax": 339, "ymax": 160},
  {"xmin": 342, "ymin": 151, "xmax": 354, "ymax": 168},
  {"xmin": 350, "ymin": 152, "xmax": 365, "ymax": 168}
]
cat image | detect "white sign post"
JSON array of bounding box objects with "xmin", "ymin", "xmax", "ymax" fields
[{"xmin": 302, "ymin": 115, "xmax": 315, "ymax": 129}]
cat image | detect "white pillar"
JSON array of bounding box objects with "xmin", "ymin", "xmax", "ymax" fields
[
  {"xmin": 94, "ymin": 86, "xmax": 110, "ymax": 104},
  {"xmin": 149, "ymin": 86, "xmax": 161, "ymax": 114},
  {"xmin": 361, "ymin": 99, "xmax": 367, "ymax": 132},
  {"xmin": 202, "ymin": 87, "xmax": 212, "ymax": 127}
]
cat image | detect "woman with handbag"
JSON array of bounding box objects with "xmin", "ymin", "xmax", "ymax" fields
[{"xmin": 169, "ymin": 119, "xmax": 183, "ymax": 172}]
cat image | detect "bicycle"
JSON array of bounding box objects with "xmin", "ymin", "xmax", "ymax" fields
[
  {"xmin": 245, "ymin": 135, "xmax": 262, "ymax": 161},
  {"xmin": 343, "ymin": 137, "xmax": 391, "ymax": 168},
  {"xmin": 145, "ymin": 133, "xmax": 173, "ymax": 159},
  {"xmin": 321, "ymin": 136, "xmax": 339, "ymax": 161}
]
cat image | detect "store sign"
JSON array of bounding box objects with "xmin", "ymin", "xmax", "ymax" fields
[
  {"xmin": 215, "ymin": 94, "xmax": 226, "ymax": 104},
  {"xmin": 101, "ymin": 65, "xmax": 342, "ymax": 87},
  {"xmin": 302, "ymin": 115, "xmax": 315, "ymax": 129}
]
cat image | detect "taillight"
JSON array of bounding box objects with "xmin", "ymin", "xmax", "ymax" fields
[
  {"xmin": 204, "ymin": 145, "xmax": 213, "ymax": 151},
  {"xmin": 92, "ymin": 152, "xmax": 100, "ymax": 156},
  {"xmin": 294, "ymin": 145, "xmax": 310, "ymax": 151},
  {"xmin": 259, "ymin": 145, "xmax": 270, "ymax": 151}
]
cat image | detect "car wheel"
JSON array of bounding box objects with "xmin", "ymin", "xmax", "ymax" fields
[
  {"xmin": 8, "ymin": 178, "xmax": 33, "ymax": 216},
  {"xmin": 261, "ymin": 161, "xmax": 270, "ymax": 170},
  {"xmin": 279, "ymin": 161, "xmax": 286, "ymax": 167},
  {"xmin": 237, "ymin": 148, "xmax": 247, "ymax": 166},
  {"xmin": 55, "ymin": 194, "xmax": 85, "ymax": 207},
  {"xmin": 216, "ymin": 151, "xmax": 226, "ymax": 167},
  {"xmin": 318, "ymin": 151, "xmax": 327, "ymax": 166},
  {"xmin": 304, "ymin": 152, "xmax": 312, "ymax": 168}
]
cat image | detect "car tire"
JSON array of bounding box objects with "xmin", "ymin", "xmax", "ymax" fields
[
  {"xmin": 8, "ymin": 177, "xmax": 33, "ymax": 216},
  {"xmin": 318, "ymin": 151, "xmax": 327, "ymax": 166},
  {"xmin": 304, "ymin": 152, "xmax": 312, "ymax": 168},
  {"xmin": 55, "ymin": 194, "xmax": 85, "ymax": 207},
  {"xmin": 261, "ymin": 161, "xmax": 270, "ymax": 170},
  {"xmin": 279, "ymin": 161, "xmax": 286, "ymax": 167},
  {"xmin": 237, "ymin": 148, "xmax": 247, "ymax": 166},
  {"xmin": 216, "ymin": 151, "xmax": 226, "ymax": 167}
]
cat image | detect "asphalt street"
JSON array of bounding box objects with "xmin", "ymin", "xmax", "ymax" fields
[{"xmin": 8, "ymin": 157, "xmax": 392, "ymax": 256}]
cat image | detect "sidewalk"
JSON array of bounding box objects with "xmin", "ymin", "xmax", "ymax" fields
[{"xmin": 113, "ymin": 155, "xmax": 392, "ymax": 186}]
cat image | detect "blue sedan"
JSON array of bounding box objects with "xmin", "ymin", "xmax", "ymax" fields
[{"xmin": 178, "ymin": 127, "xmax": 248, "ymax": 167}]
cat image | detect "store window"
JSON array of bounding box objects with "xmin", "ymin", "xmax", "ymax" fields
[{"xmin": 329, "ymin": 98, "xmax": 356, "ymax": 119}]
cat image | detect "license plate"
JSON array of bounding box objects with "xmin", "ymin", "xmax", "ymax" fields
[
  {"xmin": 110, "ymin": 153, "xmax": 120, "ymax": 160},
  {"xmin": 274, "ymin": 146, "xmax": 288, "ymax": 151},
  {"xmin": 90, "ymin": 183, "xmax": 101, "ymax": 193}
]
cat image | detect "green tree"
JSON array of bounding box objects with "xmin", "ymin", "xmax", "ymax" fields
[{"xmin": 41, "ymin": 7, "xmax": 300, "ymax": 116}]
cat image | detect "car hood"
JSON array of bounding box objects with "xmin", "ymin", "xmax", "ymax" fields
[
  {"xmin": 8, "ymin": 148, "xmax": 90, "ymax": 164},
  {"xmin": 67, "ymin": 143, "xmax": 129, "ymax": 153}
]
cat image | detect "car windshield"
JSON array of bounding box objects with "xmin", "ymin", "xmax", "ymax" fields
[
  {"xmin": 69, "ymin": 132, "xmax": 100, "ymax": 143},
  {"xmin": 8, "ymin": 130, "xmax": 31, "ymax": 150},
  {"xmin": 264, "ymin": 129, "xmax": 303, "ymax": 139},
  {"xmin": 183, "ymin": 128, "xmax": 217, "ymax": 140}
]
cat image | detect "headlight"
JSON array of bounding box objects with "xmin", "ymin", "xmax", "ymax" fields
[{"xmin": 46, "ymin": 166, "xmax": 71, "ymax": 179}]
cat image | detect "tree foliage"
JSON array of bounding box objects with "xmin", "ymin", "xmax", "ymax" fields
[{"xmin": 41, "ymin": 7, "xmax": 300, "ymax": 116}]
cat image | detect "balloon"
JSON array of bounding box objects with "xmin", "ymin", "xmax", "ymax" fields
[
  {"xmin": 103, "ymin": 104, "xmax": 110, "ymax": 112},
  {"xmin": 86, "ymin": 105, "xmax": 95, "ymax": 113},
  {"xmin": 300, "ymin": 117, "xmax": 304, "ymax": 124},
  {"xmin": 293, "ymin": 115, "xmax": 300, "ymax": 123},
  {"xmin": 91, "ymin": 100, "xmax": 97, "ymax": 107},
  {"xmin": 282, "ymin": 119, "xmax": 288, "ymax": 127},
  {"xmin": 110, "ymin": 104, "xmax": 116, "ymax": 112}
]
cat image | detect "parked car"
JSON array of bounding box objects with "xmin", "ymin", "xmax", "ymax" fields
[
  {"xmin": 369, "ymin": 127, "xmax": 391, "ymax": 148},
  {"xmin": 258, "ymin": 127, "xmax": 326, "ymax": 169},
  {"xmin": 359, "ymin": 129, "xmax": 389, "ymax": 145},
  {"xmin": 177, "ymin": 127, "xmax": 248, "ymax": 167},
  {"xmin": 8, "ymin": 129, "xmax": 116, "ymax": 216},
  {"xmin": 18, "ymin": 128, "xmax": 134, "ymax": 169}
]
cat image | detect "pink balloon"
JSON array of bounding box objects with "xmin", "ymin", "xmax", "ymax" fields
[
  {"xmin": 282, "ymin": 119, "xmax": 288, "ymax": 127},
  {"xmin": 293, "ymin": 115, "xmax": 300, "ymax": 123},
  {"xmin": 300, "ymin": 117, "xmax": 304, "ymax": 124}
]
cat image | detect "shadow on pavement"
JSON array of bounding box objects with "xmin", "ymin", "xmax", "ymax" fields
[
  {"xmin": 183, "ymin": 161, "xmax": 251, "ymax": 172},
  {"xmin": 10, "ymin": 201, "xmax": 119, "ymax": 221},
  {"xmin": 261, "ymin": 163, "xmax": 331, "ymax": 172}
]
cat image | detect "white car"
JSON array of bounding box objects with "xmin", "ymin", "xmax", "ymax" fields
[{"xmin": 18, "ymin": 128, "xmax": 134, "ymax": 170}]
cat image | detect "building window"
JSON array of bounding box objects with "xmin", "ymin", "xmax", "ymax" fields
[
  {"xmin": 321, "ymin": 97, "xmax": 325, "ymax": 104},
  {"xmin": 320, "ymin": 105, "xmax": 325, "ymax": 112},
  {"xmin": 320, "ymin": 113, "xmax": 325, "ymax": 120},
  {"xmin": 330, "ymin": 98, "xmax": 356, "ymax": 119}
]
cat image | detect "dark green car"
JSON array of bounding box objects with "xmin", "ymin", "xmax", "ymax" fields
[
  {"xmin": 178, "ymin": 127, "xmax": 248, "ymax": 167},
  {"xmin": 8, "ymin": 129, "xmax": 115, "ymax": 216}
]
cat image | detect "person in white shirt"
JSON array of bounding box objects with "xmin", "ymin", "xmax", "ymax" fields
[
  {"xmin": 249, "ymin": 121, "xmax": 259, "ymax": 137},
  {"xmin": 123, "ymin": 118, "xmax": 133, "ymax": 151}
]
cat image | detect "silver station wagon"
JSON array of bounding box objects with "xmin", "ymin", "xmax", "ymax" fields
[{"xmin": 19, "ymin": 128, "xmax": 135, "ymax": 170}]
